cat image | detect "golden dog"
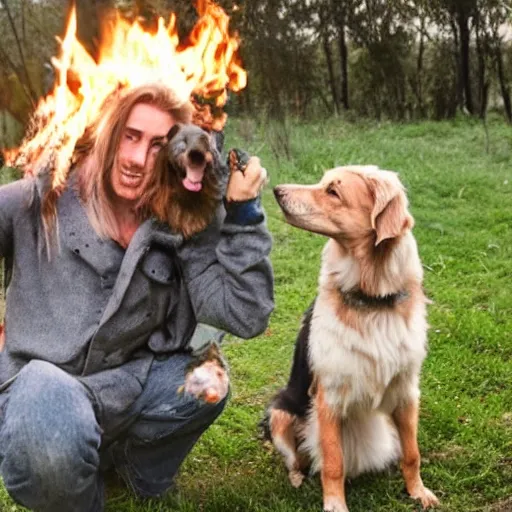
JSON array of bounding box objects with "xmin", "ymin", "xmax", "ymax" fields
[{"xmin": 264, "ymin": 166, "xmax": 439, "ymax": 512}]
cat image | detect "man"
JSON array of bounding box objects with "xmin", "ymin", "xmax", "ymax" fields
[{"xmin": 0, "ymin": 82, "xmax": 273, "ymax": 511}]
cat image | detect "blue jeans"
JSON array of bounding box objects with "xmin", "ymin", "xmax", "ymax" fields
[{"xmin": 0, "ymin": 354, "xmax": 227, "ymax": 512}]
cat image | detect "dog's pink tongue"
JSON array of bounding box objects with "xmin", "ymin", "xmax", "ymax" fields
[
  {"xmin": 183, "ymin": 178, "xmax": 203, "ymax": 192},
  {"xmin": 182, "ymin": 167, "xmax": 204, "ymax": 192}
]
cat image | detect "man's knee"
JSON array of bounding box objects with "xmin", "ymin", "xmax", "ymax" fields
[
  {"xmin": 3, "ymin": 359, "xmax": 100, "ymax": 440},
  {"xmin": 2, "ymin": 438, "xmax": 100, "ymax": 509},
  {"xmin": 129, "ymin": 352, "xmax": 230, "ymax": 440},
  {"xmin": 0, "ymin": 360, "xmax": 101, "ymax": 507},
  {"xmin": 131, "ymin": 389, "xmax": 229, "ymax": 445}
]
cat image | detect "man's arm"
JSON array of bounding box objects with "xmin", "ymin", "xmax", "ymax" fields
[
  {"xmin": 177, "ymin": 156, "xmax": 274, "ymax": 339},
  {"xmin": 0, "ymin": 178, "xmax": 34, "ymax": 259}
]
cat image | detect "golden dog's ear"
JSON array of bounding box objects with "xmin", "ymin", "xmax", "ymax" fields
[{"xmin": 368, "ymin": 173, "xmax": 414, "ymax": 246}]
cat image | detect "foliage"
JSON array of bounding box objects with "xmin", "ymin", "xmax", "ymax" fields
[
  {"xmin": 1, "ymin": 0, "xmax": 512, "ymax": 146},
  {"xmin": 0, "ymin": 0, "xmax": 65, "ymax": 123}
]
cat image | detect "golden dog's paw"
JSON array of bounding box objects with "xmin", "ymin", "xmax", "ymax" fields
[
  {"xmin": 288, "ymin": 469, "xmax": 304, "ymax": 488},
  {"xmin": 412, "ymin": 486, "xmax": 440, "ymax": 509},
  {"xmin": 323, "ymin": 496, "xmax": 349, "ymax": 512},
  {"xmin": 184, "ymin": 360, "xmax": 229, "ymax": 404}
]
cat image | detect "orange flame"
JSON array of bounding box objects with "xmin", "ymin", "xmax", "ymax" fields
[{"xmin": 5, "ymin": 0, "xmax": 246, "ymax": 188}]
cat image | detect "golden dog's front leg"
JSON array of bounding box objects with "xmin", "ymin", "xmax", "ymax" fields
[
  {"xmin": 316, "ymin": 385, "xmax": 349, "ymax": 512},
  {"xmin": 269, "ymin": 409, "xmax": 305, "ymax": 488},
  {"xmin": 392, "ymin": 400, "xmax": 439, "ymax": 509}
]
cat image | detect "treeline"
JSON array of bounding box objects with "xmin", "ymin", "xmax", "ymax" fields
[
  {"xmin": 1, "ymin": 0, "xmax": 512, "ymax": 148},
  {"xmin": 226, "ymin": 0, "xmax": 512, "ymax": 122}
]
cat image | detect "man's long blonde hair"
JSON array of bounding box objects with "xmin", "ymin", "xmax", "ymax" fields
[{"xmin": 74, "ymin": 83, "xmax": 193, "ymax": 241}]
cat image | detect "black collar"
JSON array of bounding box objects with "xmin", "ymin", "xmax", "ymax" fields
[{"xmin": 341, "ymin": 288, "xmax": 409, "ymax": 309}]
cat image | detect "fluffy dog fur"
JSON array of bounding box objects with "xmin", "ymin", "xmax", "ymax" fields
[{"xmin": 264, "ymin": 166, "xmax": 439, "ymax": 512}]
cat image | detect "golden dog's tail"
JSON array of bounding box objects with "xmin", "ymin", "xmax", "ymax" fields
[{"xmin": 302, "ymin": 410, "xmax": 401, "ymax": 478}]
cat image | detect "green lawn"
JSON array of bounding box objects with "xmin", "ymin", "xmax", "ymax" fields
[{"xmin": 1, "ymin": 116, "xmax": 511, "ymax": 511}]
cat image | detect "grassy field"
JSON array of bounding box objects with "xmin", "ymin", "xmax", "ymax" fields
[{"xmin": 1, "ymin": 116, "xmax": 511, "ymax": 511}]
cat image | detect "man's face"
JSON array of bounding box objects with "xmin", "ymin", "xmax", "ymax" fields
[{"xmin": 111, "ymin": 103, "xmax": 174, "ymax": 206}]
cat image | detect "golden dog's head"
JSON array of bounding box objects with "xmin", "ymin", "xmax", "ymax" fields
[{"xmin": 274, "ymin": 165, "xmax": 414, "ymax": 249}]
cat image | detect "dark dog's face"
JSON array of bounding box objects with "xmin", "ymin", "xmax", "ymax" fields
[
  {"xmin": 274, "ymin": 166, "xmax": 413, "ymax": 247},
  {"xmin": 144, "ymin": 124, "xmax": 227, "ymax": 237},
  {"xmin": 166, "ymin": 123, "xmax": 224, "ymax": 196}
]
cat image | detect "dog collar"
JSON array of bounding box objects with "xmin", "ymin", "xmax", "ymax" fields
[{"xmin": 341, "ymin": 289, "xmax": 409, "ymax": 309}]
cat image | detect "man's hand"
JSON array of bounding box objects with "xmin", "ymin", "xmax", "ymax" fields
[{"xmin": 226, "ymin": 154, "xmax": 268, "ymax": 202}]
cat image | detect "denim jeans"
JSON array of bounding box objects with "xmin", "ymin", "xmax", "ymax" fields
[{"xmin": 0, "ymin": 354, "xmax": 227, "ymax": 512}]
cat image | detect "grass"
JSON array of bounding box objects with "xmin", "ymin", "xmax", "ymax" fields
[{"xmin": 1, "ymin": 116, "xmax": 511, "ymax": 511}]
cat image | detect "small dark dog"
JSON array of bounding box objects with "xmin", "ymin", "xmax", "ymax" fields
[{"xmin": 143, "ymin": 123, "xmax": 227, "ymax": 238}]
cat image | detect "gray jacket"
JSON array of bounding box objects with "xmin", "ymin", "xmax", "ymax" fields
[{"xmin": 0, "ymin": 176, "xmax": 274, "ymax": 431}]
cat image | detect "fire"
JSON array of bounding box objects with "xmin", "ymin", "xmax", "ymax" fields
[{"xmin": 5, "ymin": 0, "xmax": 247, "ymax": 188}]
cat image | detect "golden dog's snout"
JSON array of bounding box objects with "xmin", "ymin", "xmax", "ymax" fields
[{"xmin": 273, "ymin": 186, "xmax": 286, "ymax": 201}]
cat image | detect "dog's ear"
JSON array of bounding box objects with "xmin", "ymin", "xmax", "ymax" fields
[
  {"xmin": 167, "ymin": 124, "xmax": 182, "ymax": 141},
  {"xmin": 368, "ymin": 173, "xmax": 414, "ymax": 246}
]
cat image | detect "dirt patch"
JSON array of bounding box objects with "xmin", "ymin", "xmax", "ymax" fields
[
  {"xmin": 487, "ymin": 496, "xmax": 512, "ymax": 512},
  {"xmin": 428, "ymin": 445, "xmax": 466, "ymax": 461}
]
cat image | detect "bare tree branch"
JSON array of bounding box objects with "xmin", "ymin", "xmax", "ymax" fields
[
  {"xmin": 0, "ymin": 0, "xmax": 38, "ymax": 104},
  {"xmin": 0, "ymin": 42, "xmax": 35, "ymax": 106}
]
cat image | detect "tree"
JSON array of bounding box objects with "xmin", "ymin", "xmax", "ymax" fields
[
  {"xmin": 480, "ymin": 0, "xmax": 512, "ymax": 122},
  {"xmin": 430, "ymin": 0, "xmax": 478, "ymax": 114},
  {"xmin": 331, "ymin": 0, "xmax": 351, "ymax": 110},
  {"xmin": 0, "ymin": 0, "xmax": 65, "ymax": 143}
]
